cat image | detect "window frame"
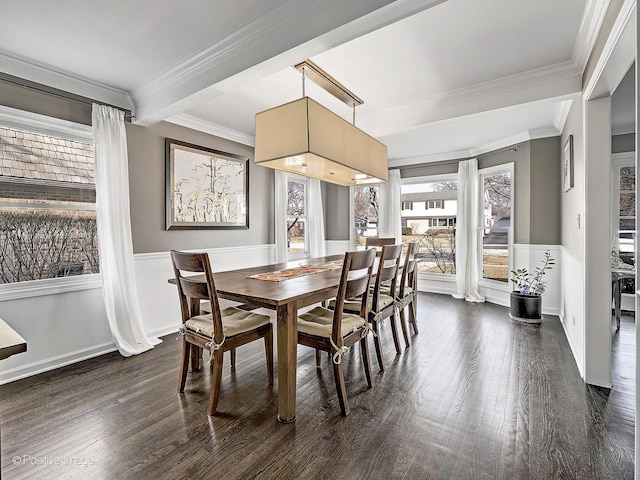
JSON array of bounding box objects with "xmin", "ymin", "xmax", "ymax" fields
[
  {"xmin": 0, "ymin": 105, "xmax": 98, "ymax": 298},
  {"xmin": 401, "ymin": 173, "xmax": 458, "ymax": 278},
  {"xmin": 285, "ymin": 173, "xmax": 310, "ymax": 260},
  {"xmin": 478, "ymin": 163, "xmax": 514, "ymax": 289},
  {"xmin": 611, "ymin": 152, "xmax": 636, "ymax": 257}
]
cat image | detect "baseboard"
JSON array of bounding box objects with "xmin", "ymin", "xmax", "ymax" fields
[
  {"xmin": 0, "ymin": 341, "xmax": 117, "ymax": 385},
  {"xmin": 558, "ymin": 313, "xmax": 585, "ymax": 380}
]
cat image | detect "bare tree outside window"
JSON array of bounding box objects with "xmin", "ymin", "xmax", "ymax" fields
[
  {"xmin": 353, "ymin": 186, "xmax": 379, "ymax": 248},
  {"xmin": 0, "ymin": 125, "xmax": 98, "ymax": 284}
]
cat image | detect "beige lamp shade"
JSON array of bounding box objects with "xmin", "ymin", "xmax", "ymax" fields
[{"xmin": 254, "ymin": 97, "xmax": 388, "ymax": 186}]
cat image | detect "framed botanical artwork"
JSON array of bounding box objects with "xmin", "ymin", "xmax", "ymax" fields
[
  {"xmin": 563, "ymin": 135, "xmax": 574, "ymax": 192},
  {"xmin": 165, "ymin": 138, "xmax": 249, "ymax": 230}
]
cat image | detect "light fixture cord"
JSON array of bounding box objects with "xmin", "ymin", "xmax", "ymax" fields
[
  {"xmin": 352, "ymin": 104, "xmax": 356, "ymax": 126},
  {"xmin": 302, "ymin": 66, "xmax": 306, "ymax": 97}
]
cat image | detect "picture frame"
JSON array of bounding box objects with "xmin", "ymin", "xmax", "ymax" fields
[
  {"xmin": 563, "ymin": 135, "xmax": 574, "ymax": 192},
  {"xmin": 165, "ymin": 138, "xmax": 249, "ymax": 230}
]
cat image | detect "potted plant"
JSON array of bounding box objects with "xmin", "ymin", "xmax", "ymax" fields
[{"xmin": 509, "ymin": 250, "xmax": 554, "ymax": 323}]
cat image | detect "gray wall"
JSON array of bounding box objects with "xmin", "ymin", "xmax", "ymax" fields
[
  {"xmin": 612, "ymin": 133, "xmax": 635, "ymax": 153},
  {"xmin": 529, "ymin": 137, "xmax": 562, "ymax": 244},
  {"xmin": 323, "ymin": 183, "xmax": 351, "ymax": 240},
  {"xmin": 400, "ymin": 138, "xmax": 562, "ymax": 245},
  {"xmin": 126, "ymin": 121, "xmax": 273, "ymax": 253}
]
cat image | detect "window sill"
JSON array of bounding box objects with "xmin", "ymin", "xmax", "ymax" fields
[{"xmin": 0, "ymin": 274, "xmax": 102, "ymax": 302}]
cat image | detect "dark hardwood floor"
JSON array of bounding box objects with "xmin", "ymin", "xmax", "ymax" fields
[{"xmin": 0, "ymin": 293, "xmax": 634, "ymax": 479}]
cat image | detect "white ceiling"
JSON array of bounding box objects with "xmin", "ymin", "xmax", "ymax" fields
[{"xmin": 0, "ymin": 0, "xmax": 629, "ymax": 166}]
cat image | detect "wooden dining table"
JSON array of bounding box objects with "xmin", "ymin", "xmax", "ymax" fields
[{"xmin": 170, "ymin": 255, "xmax": 346, "ymax": 423}]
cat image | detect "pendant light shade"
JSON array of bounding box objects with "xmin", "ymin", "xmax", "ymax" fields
[{"xmin": 254, "ymin": 61, "xmax": 388, "ymax": 186}]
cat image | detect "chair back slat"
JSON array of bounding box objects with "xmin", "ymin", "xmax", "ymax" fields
[
  {"xmin": 365, "ymin": 237, "xmax": 395, "ymax": 248},
  {"xmin": 170, "ymin": 250, "xmax": 224, "ymax": 341},
  {"xmin": 331, "ymin": 249, "xmax": 376, "ymax": 343},
  {"xmin": 399, "ymin": 241, "xmax": 419, "ymax": 297},
  {"xmin": 371, "ymin": 244, "xmax": 402, "ymax": 309}
]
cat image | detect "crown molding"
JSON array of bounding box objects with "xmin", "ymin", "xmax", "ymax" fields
[
  {"xmin": 553, "ymin": 100, "xmax": 574, "ymax": 132},
  {"xmin": 368, "ymin": 61, "xmax": 581, "ymax": 136},
  {"xmin": 388, "ymin": 127, "xmax": 561, "ymax": 168},
  {"xmin": 572, "ymin": 0, "xmax": 611, "ymax": 73},
  {"xmin": 166, "ymin": 113, "xmax": 255, "ymax": 146},
  {"xmin": 131, "ymin": 0, "xmax": 402, "ymax": 125},
  {"xmin": 132, "ymin": 0, "xmax": 445, "ymax": 126},
  {"xmin": 0, "ymin": 50, "xmax": 134, "ymax": 112},
  {"xmin": 584, "ymin": 0, "xmax": 636, "ymax": 99}
]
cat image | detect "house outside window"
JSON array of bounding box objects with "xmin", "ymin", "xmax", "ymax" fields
[
  {"xmin": 402, "ymin": 201, "xmax": 413, "ymax": 210},
  {"xmin": 426, "ymin": 200, "xmax": 443, "ymax": 209},
  {"xmin": 0, "ymin": 116, "xmax": 97, "ymax": 284}
]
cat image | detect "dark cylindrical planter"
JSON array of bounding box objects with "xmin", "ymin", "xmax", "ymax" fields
[{"xmin": 509, "ymin": 292, "xmax": 542, "ymax": 324}]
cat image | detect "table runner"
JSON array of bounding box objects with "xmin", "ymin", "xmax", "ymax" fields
[{"xmin": 248, "ymin": 260, "xmax": 343, "ymax": 282}]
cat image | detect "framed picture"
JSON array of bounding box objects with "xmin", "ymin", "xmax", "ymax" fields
[
  {"xmin": 165, "ymin": 138, "xmax": 249, "ymax": 230},
  {"xmin": 563, "ymin": 135, "xmax": 574, "ymax": 192}
]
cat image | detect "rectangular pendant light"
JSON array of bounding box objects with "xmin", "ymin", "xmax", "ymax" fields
[{"xmin": 254, "ymin": 96, "xmax": 388, "ymax": 186}]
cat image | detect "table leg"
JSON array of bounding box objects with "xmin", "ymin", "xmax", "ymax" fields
[
  {"xmin": 276, "ymin": 303, "xmax": 298, "ymax": 423},
  {"xmin": 613, "ymin": 277, "xmax": 622, "ymax": 330}
]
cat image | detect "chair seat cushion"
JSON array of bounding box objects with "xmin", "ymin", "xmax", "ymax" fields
[
  {"xmin": 185, "ymin": 306, "xmax": 270, "ymax": 339},
  {"xmin": 336, "ymin": 293, "xmax": 395, "ymax": 314},
  {"xmin": 383, "ymin": 286, "xmax": 413, "ymax": 298},
  {"xmin": 298, "ymin": 307, "xmax": 367, "ymax": 338}
]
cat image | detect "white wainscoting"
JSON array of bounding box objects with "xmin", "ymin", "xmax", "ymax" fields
[
  {"xmin": 135, "ymin": 244, "xmax": 276, "ymax": 339},
  {"xmin": 417, "ymin": 244, "xmax": 562, "ymax": 316},
  {"xmin": 559, "ymin": 246, "xmax": 585, "ymax": 379},
  {"xmin": 0, "ymin": 286, "xmax": 114, "ymax": 385},
  {"xmin": 325, "ymin": 240, "xmax": 351, "ymax": 256},
  {"xmin": 0, "ymin": 244, "xmax": 275, "ymax": 385}
]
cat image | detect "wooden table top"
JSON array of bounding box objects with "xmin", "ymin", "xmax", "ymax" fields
[
  {"xmin": 0, "ymin": 318, "xmax": 27, "ymax": 361},
  {"xmin": 169, "ymin": 255, "xmax": 345, "ymax": 309}
]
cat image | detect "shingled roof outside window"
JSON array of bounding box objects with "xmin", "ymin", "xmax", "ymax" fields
[{"xmin": 0, "ymin": 126, "xmax": 94, "ymax": 186}]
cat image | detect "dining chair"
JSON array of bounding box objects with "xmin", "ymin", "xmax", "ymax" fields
[
  {"xmin": 297, "ymin": 249, "xmax": 376, "ymax": 416},
  {"xmin": 394, "ymin": 241, "xmax": 420, "ymax": 347},
  {"xmin": 170, "ymin": 250, "xmax": 273, "ymax": 415},
  {"xmin": 365, "ymin": 236, "xmax": 396, "ymax": 256},
  {"xmin": 338, "ymin": 244, "xmax": 403, "ymax": 371}
]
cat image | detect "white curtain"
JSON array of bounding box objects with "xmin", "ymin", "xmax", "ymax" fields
[
  {"xmin": 378, "ymin": 169, "xmax": 402, "ymax": 242},
  {"xmin": 453, "ymin": 158, "xmax": 485, "ymax": 303},
  {"xmin": 274, "ymin": 170, "xmax": 288, "ymax": 263},
  {"xmin": 92, "ymin": 104, "xmax": 160, "ymax": 356},
  {"xmin": 307, "ymin": 178, "xmax": 326, "ymax": 258}
]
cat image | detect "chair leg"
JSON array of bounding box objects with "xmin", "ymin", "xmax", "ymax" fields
[
  {"xmin": 190, "ymin": 345, "xmax": 202, "ymax": 371},
  {"xmin": 332, "ymin": 360, "xmax": 350, "ymax": 416},
  {"xmin": 178, "ymin": 340, "xmax": 191, "ymax": 393},
  {"xmin": 315, "ymin": 349, "xmax": 322, "ymax": 368},
  {"xmin": 409, "ymin": 298, "xmax": 419, "ymax": 334},
  {"xmin": 208, "ymin": 349, "xmax": 224, "ymax": 415},
  {"xmin": 372, "ymin": 321, "xmax": 385, "ymax": 371},
  {"xmin": 230, "ymin": 348, "xmax": 237, "ymax": 369},
  {"xmin": 399, "ymin": 307, "xmax": 410, "ymax": 349},
  {"xmin": 389, "ymin": 313, "xmax": 402, "ymax": 354},
  {"xmin": 360, "ymin": 336, "xmax": 373, "ymax": 388},
  {"xmin": 264, "ymin": 326, "xmax": 274, "ymax": 385}
]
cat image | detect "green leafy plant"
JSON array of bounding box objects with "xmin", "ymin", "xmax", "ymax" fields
[{"xmin": 510, "ymin": 249, "xmax": 554, "ymax": 295}]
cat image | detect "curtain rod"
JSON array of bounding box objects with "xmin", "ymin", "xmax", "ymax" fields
[{"xmin": 0, "ymin": 73, "xmax": 134, "ymax": 121}]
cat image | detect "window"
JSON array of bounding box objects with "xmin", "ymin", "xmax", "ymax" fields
[
  {"xmin": 353, "ymin": 185, "xmax": 380, "ymax": 250},
  {"xmin": 0, "ymin": 112, "xmax": 97, "ymax": 285},
  {"xmin": 479, "ymin": 167, "xmax": 512, "ymax": 283},
  {"xmin": 612, "ymin": 154, "xmax": 635, "ymax": 296},
  {"xmin": 402, "ymin": 201, "xmax": 413, "ymax": 210},
  {"xmin": 401, "ymin": 177, "xmax": 457, "ymax": 275},
  {"xmin": 287, "ymin": 178, "xmax": 308, "ymax": 256}
]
